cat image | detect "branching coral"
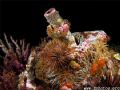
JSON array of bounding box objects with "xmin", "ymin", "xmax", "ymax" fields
[
  {"xmin": 0, "ymin": 34, "xmax": 30, "ymax": 74},
  {"xmin": 0, "ymin": 34, "xmax": 31, "ymax": 90}
]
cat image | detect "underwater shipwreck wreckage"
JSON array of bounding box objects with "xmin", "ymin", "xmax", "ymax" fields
[{"xmin": 0, "ymin": 8, "xmax": 120, "ymax": 90}]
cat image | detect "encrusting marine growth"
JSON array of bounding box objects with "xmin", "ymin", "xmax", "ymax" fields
[{"xmin": 0, "ymin": 8, "xmax": 120, "ymax": 90}]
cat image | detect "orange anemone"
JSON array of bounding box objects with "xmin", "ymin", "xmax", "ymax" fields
[{"xmin": 90, "ymin": 63, "xmax": 98, "ymax": 75}]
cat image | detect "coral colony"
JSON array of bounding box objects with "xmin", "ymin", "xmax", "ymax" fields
[{"xmin": 0, "ymin": 8, "xmax": 120, "ymax": 90}]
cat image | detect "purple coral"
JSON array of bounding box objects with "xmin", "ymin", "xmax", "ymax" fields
[
  {"xmin": 0, "ymin": 34, "xmax": 31, "ymax": 90},
  {"xmin": 0, "ymin": 34, "xmax": 30, "ymax": 74},
  {"xmin": 0, "ymin": 70, "xmax": 18, "ymax": 90}
]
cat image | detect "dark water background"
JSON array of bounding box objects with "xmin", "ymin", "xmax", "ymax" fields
[{"xmin": 1, "ymin": 1, "xmax": 120, "ymax": 46}]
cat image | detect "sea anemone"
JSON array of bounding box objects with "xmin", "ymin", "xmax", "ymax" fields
[
  {"xmin": 98, "ymin": 70, "xmax": 120, "ymax": 87},
  {"xmin": 80, "ymin": 40, "xmax": 112, "ymax": 75},
  {"xmin": 82, "ymin": 69, "xmax": 120, "ymax": 88},
  {"xmin": 34, "ymin": 39, "xmax": 75, "ymax": 89},
  {"xmin": 39, "ymin": 39, "xmax": 74, "ymax": 72}
]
